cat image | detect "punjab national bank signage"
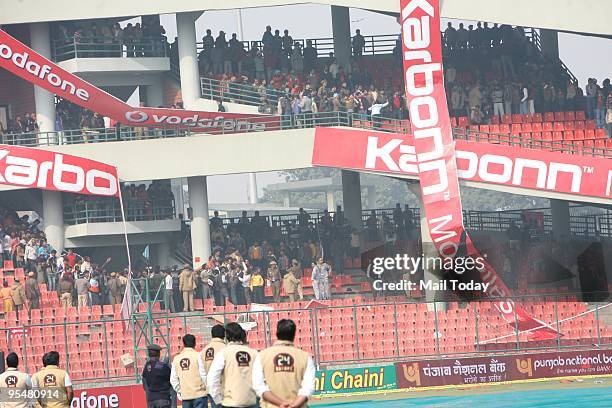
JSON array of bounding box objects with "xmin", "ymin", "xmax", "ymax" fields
[{"xmin": 396, "ymin": 349, "xmax": 612, "ymax": 389}]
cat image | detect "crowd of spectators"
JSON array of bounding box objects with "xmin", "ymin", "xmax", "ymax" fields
[
  {"xmin": 52, "ymin": 20, "xmax": 168, "ymax": 58},
  {"xmin": 63, "ymin": 181, "xmax": 176, "ymax": 223}
]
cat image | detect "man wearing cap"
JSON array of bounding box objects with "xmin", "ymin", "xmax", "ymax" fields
[
  {"xmin": 25, "ymin": 271, "xmax": 41, "ymax": 310},
  {"xmin": 201, "ymin": 325, "xmax": 226, "ymax": 408},
  {"xmin": 267, "ymin": 261, "xmax": 281, "ymax": 303},
  {"xmin": 171, "ymin": 334, "xmax": 207, "ymax": 408},
  {"xmin": 107, "ymin": 272, "xmax": 121, "ymax": 305},
  {"xmin": 253, "ymin": 319, "xmax": 315, "ymax": 408},
  {"xmin": 142, "ymin": 344, "xmax": 172, "ymax": 408},
  {"xmin": 0, "ymin": 352, "xmax": 33, "ymax": 408},
  {"xmin": 207, "ymin": 322, "xmax": 258, "ymax": 408},
  {"xmin": 178, "ymin": 265, "xmax": 196, "ymax": 312}
]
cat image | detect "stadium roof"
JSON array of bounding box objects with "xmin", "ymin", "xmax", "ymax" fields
[{"xmin": 1, "ymin": 0, "xmax": 611, "ymax": 36}]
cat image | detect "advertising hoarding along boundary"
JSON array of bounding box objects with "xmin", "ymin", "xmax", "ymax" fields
[
  {"xmin": 399, "ymin": 0, "xmax": 557, "ymax": 338},
  {"xmin": 396, "ymin": 349, "xmax": 612, "ymax": 389},
  {"xmin": 0, "ymin": 30, "xmax": 277, "ymax": 132},
  {"xmin": 0, "ymin": 144, "xmax": 119, "ymax": 197}
]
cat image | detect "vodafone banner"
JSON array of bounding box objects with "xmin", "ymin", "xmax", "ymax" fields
[
  {"xmin": 0, "ymin": 30, "xmax": 275, "ymax": 132},
  {"xmin": 0, "ymin": 145, "xmax": 119, "ymax": 196},
  {"xmin": 72, "ymin": 384, "xmax": 146, "ymax": 408}
]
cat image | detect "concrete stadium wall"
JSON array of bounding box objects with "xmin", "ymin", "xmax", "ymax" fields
[{"xmin": 2, "ymin": 0, "xmax": 611, "ymax": 36}]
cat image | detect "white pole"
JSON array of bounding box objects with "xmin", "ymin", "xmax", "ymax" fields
[
  {"xmin": 236, "ymin": 9, "xmax": 245, "ymax": 40},
  {"xmin": 248, "ymin": 173, "xmax": 258, "ymax": 204}
]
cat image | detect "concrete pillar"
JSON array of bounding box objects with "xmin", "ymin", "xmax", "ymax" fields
[
  {"xmin": 341, "ymin": 170, "xmax": 363, "ymax": 230},
  {"xmin": 154, "ymin": 242, "xmax": 173, "ymax": 268},
  {"xmin": 408, "ymin": 183, "xmax": 446, "ymax": 311},
  {"xmin": 325, "ymin": 190, "xmax": 335, "ymax": 213},
  {"xmin": 187, "ymin": 176, "xmax": 211, "ymax": 269},
  {"xmin": 282, "ymin": 192, "xmax": 290, "ymax": 208},
  {"xmin": 146, "ymin": 82, "xmax": 164, "ymax": 107},
  {"xmin": 248, "ymin": 173, "xmax": 258, "ymax": 204},
  {"xmin": 176, "ymin": 12, "xmax": 202, "ymax": 109},
  {"xmin": 550, "ymin": 199, "xmax": 570, "ymax": 240},
  {"xmin": 42, "ymin": 190, "xmax": 64, "ymax": 252},
  {"xmin": 539, "ymin": 29, "xmax": 559, "ymax": 60},
  {"xmin": 171, "ymin": 178, "xmax": 185, "ymax": 217},
  {"xmin": 367, "ymin": 186, "xmax": 376, "ymax": 210},
  {"xmin": 331, "ymin": 6, "xmax": 352, "ymax": 70},
  {"xmin": 30, "ymin": 23, "xmax": 56, "ymax": 138}
]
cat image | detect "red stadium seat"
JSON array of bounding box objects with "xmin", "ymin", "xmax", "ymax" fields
[
  {"xmin": 501, "ymin": 114, "xmax": 512, "ymax": 124},
  {"xmin": 489, "ymin": 124, "xmax": 500, "ymax": 134},
  {"xmin": 584, "ymin": 139, "xmax": 594, "ymax": 147},
  {"xmin": 499, "ymin": 124, "xmax": 510, "ymax": 134},
  {"xmin": 554, "ymin": 112, "xmax": 565, "ymax": 121},
  {"xmin": 576, "ymin": 111, "xmax": 586, "ymax": 120},
  {"xmin": 565, "ymin": 112, "xmax": 575, "ymax": 121},
  {"xmin": 595, "ymin": 128, "xmax": 607, "ymax": 139},
  {"xmin": 563, "ymin": 131, "xmax": 574, "ymax": 140},
  {"xmin": 544, "ymin": 112, "xmax": 555, "ymax": 122},
  {"xmin": 543, "ymin": 122, "xmax": 553, "ymax": 132},
  {"xmin": 542, "ymin": 131, "xmax": 552, "ymax": 141},
  {"xmin": 553, "ymin": 122, "xmax": 564, "ymax": 131},
  {"xmin": 522, "ymin": 123, "xmax": 532, "ymax": 133},
  {"xmin": 586, "ymin": 120, "xmax": 596, "ymax": 130},
  {"xmin": 458, "ymin": 116, "xmax": 469, "ymax": 127},
  {"xmin": 531, "ymin": 122, "xmax": 543, "ymax": 132},
  {"xmin": 575, "ymin": 121, "xmax": 585, "ymax": 130},
  {"xmin": 585, "ymin": 129, "xmax": 595, "ymax": 139},
  {"xmin": 531, "ymin": 132, "xmax": 541, "ymax": 140},
  {"xmin": 532, "ymin": 113, "xmax": 543, "ymax": 122},
  {"xmin": 573, "ymin": 130, "xmax": 585, "ymax": 140},
  {"xmin": 511, "ymin": 124, "xmax": 522, "ymax": 134},
  {"xmin": 522, "ymin": 114, "xmax": 533, "ymax": 123},
  {"xmin": 512, "ymin": 114, "xmax": 523, "ymax": 123},
  {"xmin": 564, "ymin": 121, "xmax": 574, "ymax": 130}
]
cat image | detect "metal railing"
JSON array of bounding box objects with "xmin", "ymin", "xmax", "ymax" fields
[
  {"xmin": 201, "ymin": 77, "xmax": 285, "ymax": 107},
  {"xmin": 196, "ymin": 33, "xmax": 400, "ymax": 58},
  {"xmin": 63, "ymin": 201, "xmax": 176, "ymax": 225},
  {"xmin": 526, "ymin": 29, "xmax": 578, "ymax": 84},
  {"xmin": 5, "ymin": 294, "xmax": 610, "ymax": 383},
  {"xmin": 2, "ymin": 113, "xmax": 610, "ymax": 159},
  {"xmin": 52, "ymin": 36, "xmax": 168, "ymax": 61}
]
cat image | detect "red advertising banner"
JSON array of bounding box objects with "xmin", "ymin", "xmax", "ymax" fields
[
  {"xmin": 0, "ymin": 30, "xmax": 277, "ymax": 132},
  {"xmin": 312, "ymin": 127, "xmax": 612, "ymax": 201},
  {"xmin": 72, "ymin": 384, "xmax": 146, "ymax": 407},
  {"xmin": 395, "ymin": 0, "xmax": 557, "ymax": 338},
  {"xmin": 396, "ymin": 349, "xmax": 612, "ymax": 389},
  {"xmin": 0, "ymin": 145, "xmax": 119, "ymax": 196}
]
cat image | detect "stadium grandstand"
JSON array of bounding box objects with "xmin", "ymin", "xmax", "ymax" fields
[{"xmin": 0, "ymin": 0, "xmax": 611, "ymax": 406}]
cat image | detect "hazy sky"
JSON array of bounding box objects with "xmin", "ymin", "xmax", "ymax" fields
[{"xmin": 150, "ymin": 5, "xmax": 611, "ymax": 204}]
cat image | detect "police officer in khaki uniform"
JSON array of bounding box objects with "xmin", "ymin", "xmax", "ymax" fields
[
  {"xmin": 252, "ymin": 319, "xmax": 315, "ymax": 408},
  {"xmin": 170, "ymin": 334, "xmax": 207, "ymax": 408},
  {"xmin": 31, "ymin": 351, "xmax": 73, "ymax": 408},
  {"xmin": 0, "ymin": 352, "xmax": 32, "ymax": 408},
  {"xmin": 200, "ymin": 325, "xmax": 226, "ymax": 408},
  {"xmin": 207, "ymin": 322, "xmax": 258, "ymax": 408}
]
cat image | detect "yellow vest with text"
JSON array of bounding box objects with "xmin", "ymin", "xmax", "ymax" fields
[
  {"xmin": 172, "ymin": 347, "xmax": 207, "ymax": 400},
  {"xmin": 0, "ymin": 368, "xmax": 31, "ymax": 408},
  {"xmin": 259, "ymin": 341, "xmax": 309, "ymax": 408},
  {"xmin": 31, "ymin": 365, "xmax": 69, "ymax": 408},
  {"xmin": 221, "ymin": 343, "xmax": 258, "ymax": 407},
  {"xmin": 201, "ymin": 338, "xmax": 226, "ymax": 373}
]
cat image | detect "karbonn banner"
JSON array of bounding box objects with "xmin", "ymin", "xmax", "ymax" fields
[
  {"xmin": 0, "ymin": 145, "xmax": 119, "ymax": 196},
  {"xmin": 397, "ymin": 0, "xmax": 556, "ymax": 338},
  {"xmin": 0, "ymin": 30, "xmax": 275, "ymax": 132},
  {"xmin": 312, "ymin": 127, "xmax": 612, "ymax": 201},
  {"xmin": 396, "ymin": 349, "xmax": 612, "ymax": 388}
]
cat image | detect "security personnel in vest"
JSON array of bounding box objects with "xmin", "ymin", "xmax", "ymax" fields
[
  {"xmin": 207, "ymin": 322, "xmax": 258, "ymax": 408},
  {"xmin": 252, "ymin": 319, "xmax": 315, "ymax": 408},
  {"xmin": 31, "ymin": 351, "xmax": 73, "ymax": 408},
  {"xmin": 142, "ymin": 344, "xmax": 172, "ymax": 408},
  {"xmin": 170, "ymin": 334, "xmax": 207, "ymax": 408},
  {"xmin": 0, "ymin": 352, "xmax": 33, "ymax": 408},
  {"xmin": 201, "ymin": 325, "xmax": 226, "ymax": 408}
]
